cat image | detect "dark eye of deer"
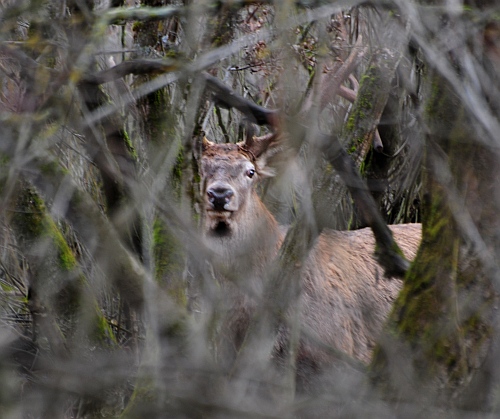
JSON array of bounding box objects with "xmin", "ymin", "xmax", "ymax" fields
[{"xmin": 246, "ymin": 168, "xmax": 255, "ymax": 178}]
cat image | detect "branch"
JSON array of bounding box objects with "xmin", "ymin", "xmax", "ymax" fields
[
  {"xmin": 102, "ymin": 5, "xmax": 185, "ymax": 25},
  {"xmin": 338, "ymin": 85, "xmax": 357, "ymax": 103},
  {"xmin": 0, "ymin": 44, "xmax": 40, "ymax": 82},
  {"xmin": 320, "ymin": 35, "xmax": 367, "ymax": 110},
  {"xmin": 301, "ymin": 33, "xmax": 366, "ymax": 114},
  {"xmin": 320, "ymin": 133, "xmax": 410, "ymax": 277},
  {"xmin": 82, "ymin": 59, "xmax": 277, "ymax": 128},
  {"xmin": 83, "ymin": 59, "xmax": 181, "ymax": 85},
  {"xmin": 0, "ymin": 44, "xmax": 56, "ymax": 112},
  {"xmin": 202, "ymin": 73, "xmax": 279, "ymax": 127}
]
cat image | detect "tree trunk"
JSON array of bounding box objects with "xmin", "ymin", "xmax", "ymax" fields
[{"xmin": 372, "ymin": 8, "xmax": 500, "ymax": 411}]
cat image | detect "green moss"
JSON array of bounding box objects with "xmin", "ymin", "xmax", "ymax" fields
[
  {"xmin": 40, "ymin": 160, "xmax": 69, "ymax": 178},
  {"xmin": 9, "ymin": 183, "xmax": 92, "ymax": 333},
  {"xmin": 163, "ymin": 316, "xmax": 187, "ymax": 339},
  {"xmin": 385, "ymin": 176, "xmax": 491, "ymax": 388},
  {"xmin": 394, "ymin": 219, "xmax": 450, "ymax": 329},
  {"xmin": 91, "ymin": 311, "xmax": 118, "ymax": 346},
  {"xmin": 192, "ymin": 171, "xmax": 201, "ymax": 184},
  {"xmin": 132, "ymin": 21, "xmax": 144, "ymax": 32},
  {"xmin": 173, "ymin": 146, "xmax": 184, "ymax": 183},
  {"xmin": 164, "ymin": 49, "xmax": 180, "ymax": 59},
  {"xmin": 46, "ymin": 217, "xmax": 77, "ymax": 270},
  {"xmin": 12, "ymin": 187, "xmax": 46, "ymax": 239},
  {"xmin": 373, "ymin": 47, "xmax": 497, "ymax": 400},
  {"xmin": 425, "ymin": 78, "xmax": 443, "ymax": 118},
  {"xmin": 395, "ymin": 277, "xmax": 435, "ymax": 338},
  {"xmin": 0, "ymin": 282, "xmax": 14, "ymax": 292},
  {"xmin": 121, "ymin": 352, "xmax": 162, "ymax": 416},
  {"xmin": 141, "ymin": 88, "xmax": 176, "ymax": 147},
  {"xmin": 0, "ymin": 153, "xmax": 10, "ymax": 168},
  {"xmin": 345, "ymin": 114, "xmax": 356, "ymax": 135},
  {"xmin": 153, "ymin": 218, "xmax": 168, "ymax": 280},
  {"xmin": 344, "ymin": 66, "xmax": 380, "ymax": 159},
  {"xmin": 153, "ymin": 217, "xmax": 186, "ymax": 306},
  {"xmin": 14, "ymin": 186, "xmax": 77, "ymax": 271},
  {"xmin": 122, "ymin": 129, "xmax": 138, "ymax": 159},
  {"xmin": 359, "ymin": 149, "xmax": 375, "ymax": 175}
]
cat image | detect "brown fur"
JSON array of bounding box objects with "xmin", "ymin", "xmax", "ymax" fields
[{"xmin": 200, "ymin": 137, "xmax": 421, "ymax": 371}]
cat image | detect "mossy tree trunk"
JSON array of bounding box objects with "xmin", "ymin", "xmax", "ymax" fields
[
  {"xmin": 313, "ymin": 10, "xmax": 422, "ymax": 230},
  {"xmin": 132, "ymin": 0, "xmax": 189, "ymax": 302},
  {"xmin": 372, "ymin": 5, "xmax": 500, "ymax": 411},
  {"xmin": 11, "ymin": 183, "xmax": 77, "ymax": 358},
  {"xmin": 4, "ymin": 176, "xmax": 127, "ymax": 417}
]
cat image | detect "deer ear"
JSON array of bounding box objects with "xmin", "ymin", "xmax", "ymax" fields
[
  {"xmin": 240, "ymin": 133, "xmax": 280, "ymax": 178},
  {"xmin": 239, "ymin": 133, "xmax": 277, "ymax": 159}
]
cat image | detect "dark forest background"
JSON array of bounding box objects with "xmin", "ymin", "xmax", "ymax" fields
[{"xmin": 1, "ymin": 0, "xmax": 500, "ymax": 417}]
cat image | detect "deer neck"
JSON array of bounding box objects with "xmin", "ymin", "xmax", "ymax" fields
[{"xmin": 204, "ymin": 193, "xmax": 282, "ymax": 276}]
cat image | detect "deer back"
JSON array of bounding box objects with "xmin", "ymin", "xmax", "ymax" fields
[{"xmin": 296, "ymin": 223, "xmax": 421, "ymax": 366}]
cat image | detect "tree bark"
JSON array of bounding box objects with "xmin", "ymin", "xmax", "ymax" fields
[{"xmin": 372, "ymin": 8, "xmax": 500, "ymax": 410}]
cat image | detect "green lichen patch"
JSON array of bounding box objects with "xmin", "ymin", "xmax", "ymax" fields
[
  {"xmin": 91, "ymin": 311, "xmax": 119, "ymax": 346},
  {"xmin": 152, "ymin": 217, "xmax": 186, "ymax": 306}
]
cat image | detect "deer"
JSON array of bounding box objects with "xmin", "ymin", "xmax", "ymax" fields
[{"xmin": 197, "ymin": 132, "xmax": 422, "ymax": 385}]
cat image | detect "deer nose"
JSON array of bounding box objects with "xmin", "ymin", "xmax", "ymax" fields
[{"xmin": 207, "ymin": 187, "xmax": 234, "ymax": 211}]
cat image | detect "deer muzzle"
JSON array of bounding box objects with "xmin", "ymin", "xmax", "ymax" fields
[{"xmin": 207, "ymin": 185, "xmax": 235, "ymax": 211}]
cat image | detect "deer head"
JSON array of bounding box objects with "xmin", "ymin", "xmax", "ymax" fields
[{"xmin": 199, "ymin": 133, "xmax": 277, "ymax": 241}]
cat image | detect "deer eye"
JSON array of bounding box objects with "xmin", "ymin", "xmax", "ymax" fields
[{"xmin": 246, "ymin": 168, "xmax": 255, "ymax": 178}]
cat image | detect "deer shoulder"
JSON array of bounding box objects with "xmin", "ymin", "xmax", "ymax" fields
[{"xmin": 198, "ymin": 133, "xmax": 422, "ymax": 368}]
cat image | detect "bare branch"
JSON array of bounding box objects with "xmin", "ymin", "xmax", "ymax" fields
[
  {"xmin": 203, "ymin": 73, "xmax": 278, "ymax": 127},
  {"xmin": 83, "ymin": 58, "xmax": 182, "ymax": 85},
  {"xmin": 320, "ymin": 39, "xmax": 367, "ymax": 108},
  {"xmin": 102, "ymin": 5, "xmax": 185, "ymax": 25},
  {"xmin": 338, "ymin": 84, "xmax": 357, "ymax": 102},
  {"xmin": 320, "ymin": 133, "xmax": 411, "ymax": 277}
]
